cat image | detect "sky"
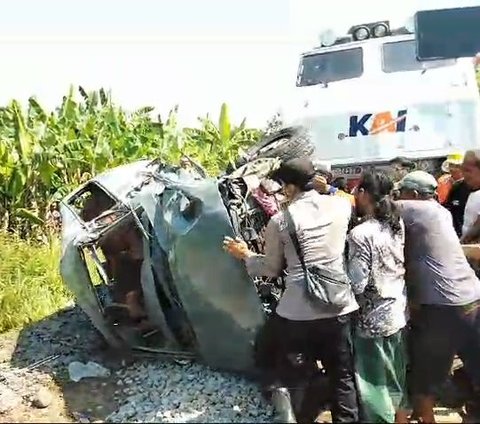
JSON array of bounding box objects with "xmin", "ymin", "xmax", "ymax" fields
[{"xmin": 0, "ymin": 0, "xmax": 479, "ymax": 127}]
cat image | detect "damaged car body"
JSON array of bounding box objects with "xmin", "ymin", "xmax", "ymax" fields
[{"xmin": 59, "ymin": 154, "xmax": 292, "ymax": 374}]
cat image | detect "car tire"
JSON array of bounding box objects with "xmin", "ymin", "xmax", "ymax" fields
[{"xmin": 235, "ymin": 126, "xmax": 315, "ymax": 168}]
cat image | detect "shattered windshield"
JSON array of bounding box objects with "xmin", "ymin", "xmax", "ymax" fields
[
  {"xmin": 382, "ymin": 40, "xmax": 455, "ymax": 73},
  {"xmin": 296, "ymin": 48, "xmax": 363, "ymax": 86}
]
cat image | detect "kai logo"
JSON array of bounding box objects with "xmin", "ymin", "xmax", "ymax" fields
[{"xmin": 348, "ymin": 110, "xmax": 408, "ymax": 137}]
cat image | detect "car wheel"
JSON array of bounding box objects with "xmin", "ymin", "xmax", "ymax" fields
[{"xmin": 235, "ymin": 126, "xmax": 315, "ymax": 168}]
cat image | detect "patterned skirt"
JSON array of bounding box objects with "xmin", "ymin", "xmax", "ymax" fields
[{"xmin": 354, "ymin": 328, "xmax": 409, "ymax": 422}]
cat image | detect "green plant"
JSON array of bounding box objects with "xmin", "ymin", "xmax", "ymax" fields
[
  {"xmin": 0, "ymin": 88, "xmax": 261, "ymax": 238},
  {"xmin": 182, "ymin": 103, "xmax": 261, "ymax": 175},
  {"xmin": 0, "ymin": 91, "xmax": 263, "ymax": 333},
  {"xmin": 0, "ymin": 233, "xmax": 72, "ymax": 333}
]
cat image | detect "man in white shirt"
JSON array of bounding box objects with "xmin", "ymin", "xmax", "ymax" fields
[{"xmin": 460, "ymin": 150, "xmax": 480, "ymax": 243}]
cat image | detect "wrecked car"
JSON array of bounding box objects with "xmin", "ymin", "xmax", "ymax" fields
[{"xmin": 59, "ymin": 127, "xmax": 314, "ymax": 374}]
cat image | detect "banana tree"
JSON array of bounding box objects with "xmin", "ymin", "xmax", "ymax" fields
[
  {"xmin": 0, "ymin": 91, "xmax": 261, "ymax": 239},
  {"xmin": 183, "ymin": 103, "xmax": 261, "ymax": 174}
]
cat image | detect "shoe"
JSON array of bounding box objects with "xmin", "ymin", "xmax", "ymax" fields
[{"xmin": 271, "ymin": 387, "xmax": 297, "ymax": 423}]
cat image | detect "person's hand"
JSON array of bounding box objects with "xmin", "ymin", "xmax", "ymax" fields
[
  {"xmin": 223, "ymin": 236, "xmax": 252, "ymax": 260},
  {"xmin": 312, "ymin": 175, "xmax": 329, "ymax": 194},
  {"xmin": 462, "ymin": 244, "xmax": 480, "ymax": 261}
]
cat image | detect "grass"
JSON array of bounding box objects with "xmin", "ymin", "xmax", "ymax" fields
[{"xmin": 0, "ymin": 232, "xmax": 72, "ymax": 333}]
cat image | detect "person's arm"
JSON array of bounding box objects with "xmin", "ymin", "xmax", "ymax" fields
[
  {"xmin": 223, "ymin": 218, "xmax": 286, "ymax": 278},
  {"xmin": 444, "ymin": 183, "xmax": 456, "ymax": 213},
  {"xmin": 461, "ymin": 193, "xmax": 480, "ymax": 243},
  {"xmin": 462, "ymin": 244, "xmax": 480, "ymax": 261},
  {"xmin": 244, "ymin": 218, "xmax": 286, "ymax": 278},
  {"xmin": 312, "ymin": 175, "xmax": 337, "ymax": 195},
  {"xmin": 346, "ymin": 230, "xmax": 371, "ymax": 295},
  {"xmin": 437, "ymin": 175, "xmax": 451, "ymax": 205},
  {"xmin": 461, "ymin": 215, "xmax": 480, "ymax": 244}
]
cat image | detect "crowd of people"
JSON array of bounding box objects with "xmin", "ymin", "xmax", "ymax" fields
[{"xmin": 223, "ymin": 151, "xmax": 480, "ymax": 423}]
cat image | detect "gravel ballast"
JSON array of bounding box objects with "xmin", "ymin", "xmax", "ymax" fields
[
  {"xmin": 0, "ymin": 305, "xmax": 274, "ymax": 423},
  {"xmin": 107, "ymin": 361, "xmax": 273, "ymax": 423},
  {"xmin": 0, "ymin": 303, "xmax": 465, "ymax": 423}
]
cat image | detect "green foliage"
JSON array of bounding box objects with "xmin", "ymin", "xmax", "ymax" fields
[
  {"xmin": 0, "ymin": 88, "xmax": 261, "ymax": 238},
  {"xmin": 0, "ymin": 233, "xmax": 72, "ymax": 333},
  {"xmin": 183, "ymin": 104, "xmax": 261, "ymax": 175},
  {"xmin": 0, "ymin": 89, "xmax": 263, "ymax": 333}
]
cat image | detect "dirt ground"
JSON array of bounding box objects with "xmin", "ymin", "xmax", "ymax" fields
[
  {"xmin": 0, "ymin": 375, "xmax": 118, "ymax": 423},
  {"xmin": 0, "ymin": 306, "xmax": 468, "ymax": 423},
  {"xmin": 0, "ymin": 306, "xmax": 129, "ymax": 423}
]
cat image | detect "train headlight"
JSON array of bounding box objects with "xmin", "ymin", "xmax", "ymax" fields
[
  {"xmin": 349, "ymin": 21, "xmax": 390, "ymax": 40},
  {"xmin": 353, "ymin": 26, "xmax": 370, "ymax": 41},
  {"xmin": 373, "ymin": 23, "xmax": 389, "ymax": 37}
]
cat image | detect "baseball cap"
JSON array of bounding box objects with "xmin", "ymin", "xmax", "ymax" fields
[{"xmin": 397, "ymin": 171, "xmax": 438, "ymax": 194}]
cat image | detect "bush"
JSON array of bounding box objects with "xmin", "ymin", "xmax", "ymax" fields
[
  {"xmin": 0, "ymin": 88, "xmax": 269, "ymax": 333},
  {"xmin": 0, "ymin": 88, "xmax": 261, "ymax": 239},
  {"xmin": 0, "ymin": 233, "xmax": 71, "ymax": 333}
]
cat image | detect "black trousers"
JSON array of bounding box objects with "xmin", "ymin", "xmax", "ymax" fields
[
  {"xmin": 255, "ymin": 312, "xmax": 359, "ymax": 423},
  {"xmin": 409, "ymin": 301, "xmax": 480, "ymax": 397}
]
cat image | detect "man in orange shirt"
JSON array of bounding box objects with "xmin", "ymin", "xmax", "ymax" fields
[{"xmin": 437, "ymin": 153, "xmax": 464, "ymax": 205}]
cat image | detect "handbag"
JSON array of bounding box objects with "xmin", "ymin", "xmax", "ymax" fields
[{"xmin": 284, "ymin": 208, "xmax": 353, "ymax": 311}]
